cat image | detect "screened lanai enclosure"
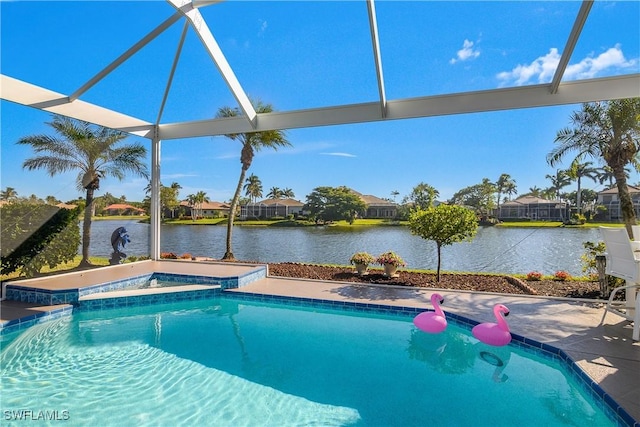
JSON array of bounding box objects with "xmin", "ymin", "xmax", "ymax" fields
[{"xmin": 1, "ymin": 0, "xmax": 639, "ymax": 261}]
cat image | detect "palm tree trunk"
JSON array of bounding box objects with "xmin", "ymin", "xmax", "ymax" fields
[
  {"xmin": 224, "ymin": 167, "xmax": 249, "ymax": 260},
  {"xmin": 613, "ymin": 166, "xmax": 637, "ymax": 237},
  {"xmin": 576, "ymin": 177, "xmax": 582, "ymax": 215},
  {"xmin": 79, "ymin": 188, "xmax": 95, "ymax": 267}
]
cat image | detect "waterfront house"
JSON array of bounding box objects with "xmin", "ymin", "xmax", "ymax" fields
[
  {"xmin": 348, "ymin": 190, "xmax": 398, "ymax": 219},
  {"xmin": 174, "ymin": 200, "xmax": 230, "ymax": 219},
  {"xmin": 595, "ymin": 186, "xmax": 640, "ymax": 221},
  {"xmin": 241, "ymin": 198, "xmax": 305, "ymax": 219},
  {"xmin": 498, "ymin": 196, "xmax": 569, "ymax": 221},
  {"xmin": 103, "ymin": 203, "xmax": 146, "ymax": 216}
]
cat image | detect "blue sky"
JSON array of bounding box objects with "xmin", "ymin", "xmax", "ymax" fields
[{"xmin": 1, "ymin": 1, "xmax": 639, "ymax": 205}]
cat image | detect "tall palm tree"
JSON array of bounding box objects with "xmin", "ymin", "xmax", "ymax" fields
[
  {"xmin": 566, "ymin": 160, "xmax": 599, "ymax": 214},
  {"xmin": 495, "ymin": 174, "xmax": 516, "ymax": 209},
  {"xmin": 545, "ymin": 169, "xmax": 571, "ymax": 200},
  {"xmin": 548, "ymin": 99, "xmax": 640, "ymax": 235},
  {"xmin": 218, "ymin": 101, "xmax": 290, "ymax": 260},
  {"xmin": 243, "ymin": 174, "xmax": 263, "ymax": 203},
  {"xmin": 18, "ymin": 115, "xmax": 148, "ymax": 266}
]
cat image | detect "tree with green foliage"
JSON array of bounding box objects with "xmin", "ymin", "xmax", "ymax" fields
[
  {"xmin": 18, "ymin": 114, "xmax": 148, "ymax": 267},
  {"xmin": 449, "ymin": 178, "xmax": 496, "ymax": 217},
  {"xmin": 547, "ymin": 98, "xmax": 640, "ymax": 236},
  {"xmin": 217, "ymin": 101, "xmax": 290, "ymax": 260},
  {"xmin": 408, "ymin": 204, "xmax": 478, "ymax": 282},
  {"xmin": 1, "ymin": 202, "xmax": 81, "ymax": 277},
  {"xmin": 404, "ymin": 182, "xmax": 439, "ymax": 210},
  {"xmin": 304, "ymin": 186, "xmax": 367, "ymax": 224}
]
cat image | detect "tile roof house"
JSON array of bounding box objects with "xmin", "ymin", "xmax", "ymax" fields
[
  {"xmin": 174, "ymin": 200, "xmax": 230, "ymax": 219},
  {"xmin": 103, "ymin": 203, "xmax": 146, "ymax": 216},
  {"xmin": 498, "ymin": 196, "xmax": 569, "ymax": 221},
  {"xmin": 241, "ymin": 198, "xmax": 305, "ymax": 219},
  {"xmin": 596, "ymin": 186, "xmax": 640, "ymax": 221},
  {"xmin": 350, "ymin": 190, "xmax": 398, "ymax": 219}
]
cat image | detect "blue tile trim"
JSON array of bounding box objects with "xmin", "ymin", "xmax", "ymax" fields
[
  {"xmin": 0, "ymin": 305, "xmax": 73, "ymax": 336},
  {"xmin": 221, "ymin": 290, "xmax": 637, "ymax": 427}
]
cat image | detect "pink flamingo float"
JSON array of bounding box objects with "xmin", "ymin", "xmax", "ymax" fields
[
  {"xmin": 472, "ymin": 304, "xmax": 512, "ymax": 346},
  {"xmin": 413, "ymin": 293, "xmax": 447, "ymax": 333}
]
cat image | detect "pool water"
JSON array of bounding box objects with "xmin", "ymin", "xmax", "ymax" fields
[{"xmin": 1, "ymin": 297, "xmax": 617, "ymax": 426}]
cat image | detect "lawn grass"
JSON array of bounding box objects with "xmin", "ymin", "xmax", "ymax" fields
[{"xmin": 1, "ymin": 256, "xmax": 110, "ymax": 282}]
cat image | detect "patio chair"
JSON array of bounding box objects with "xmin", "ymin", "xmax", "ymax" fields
[{"xmin": 599, "ymin": 227, "xmax": 640, "ymax": 341}]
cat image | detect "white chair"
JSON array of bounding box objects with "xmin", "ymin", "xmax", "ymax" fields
[{"xmin": 599, "ymin": 227, "xmax": 640, "ymax": 341}]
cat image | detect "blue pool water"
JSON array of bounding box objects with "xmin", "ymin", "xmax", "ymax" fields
[{"xmin": 1, "ymin": 297, "xmax": 620, "ymax": 426}]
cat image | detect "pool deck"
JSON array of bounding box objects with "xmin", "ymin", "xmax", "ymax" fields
[{"xmin": 1, "ymin": 264, "xmax": 639, "ymax": 423}]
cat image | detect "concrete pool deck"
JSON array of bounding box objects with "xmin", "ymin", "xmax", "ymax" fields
[{"xmin": 1, "ymin": 261, "xmax": 638, "ymax": 423}]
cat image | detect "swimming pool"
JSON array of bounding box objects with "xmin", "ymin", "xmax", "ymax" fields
[{"xmin": 0, "ymin": 296, "xmax": 624, "ymax": 426}]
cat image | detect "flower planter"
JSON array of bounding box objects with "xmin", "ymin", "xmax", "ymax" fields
[
  {"xmin": 383, "ymin": 263, "xmax": 399, "ymax": 278},
  {"xmin": 354, "ymin": 263, "xmax": 369, "ymax": 276}
]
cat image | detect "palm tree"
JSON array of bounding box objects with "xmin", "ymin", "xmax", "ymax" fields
[
  {"xmin": 526, "ymin": 186, "xmax": 543, "ymax": 198},
  {"xmin": 503, "ymin": 181, "xmax": 517, "ymax": 202},
  {"xmin": 243, "ymin": 174, "xmax": 263, "ymax": 203},
  {"xmin": 390, "ymin": 190, "xmax": 400, "ymax": 202},
  {"xmin": 18, "ymin": 115, "xmax": 148, "ymax": 266},
  {"xmin": 547, "ymin": 99, "xmax": 640, "ymax": 235},
  {"xmin": 217, "ymin": 101, "xmax": 290, "ymax": 260},
  {"xmin": 596, "ymin": 165, "xmax": 630, "ymax": 189},
  {"xmin": 266, "ymin": 186, "xmax": 282, "ymax": 200},
  {"xmin": 1, "ymin": 187, "xmax": 18, "ymax": 201},
  {"xmin": 282, "ymin": 188, "xmax": 295, "ymax": 198},
  {"xmin": 545, "ymin": 169, "xmax": 571, "ymax": 200},
  {"xmin": 566, "ymin": 160, "xmax": 599, "ymax": 214},
  {"xmin": 495, "ymin": 174, "xmax": 516, "ymax": 209},
  {"xmin": 187, "ymin": 191, "xmax": 209, "ymax": 220}
]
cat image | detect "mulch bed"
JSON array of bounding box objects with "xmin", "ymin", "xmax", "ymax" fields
[{"xmin": 266, "ymin": 262, "xmax": 604, "ymax": 299}]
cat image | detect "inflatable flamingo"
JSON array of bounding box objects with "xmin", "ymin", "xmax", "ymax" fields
[
  {"xmin": 472, "ymin": 304, "xmax": 511, "ymax": 346},
  {"xmin": 413, "ymin": 293, "xmax": 447, "ymax": 333}
]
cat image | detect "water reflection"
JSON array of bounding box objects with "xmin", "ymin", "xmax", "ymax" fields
[{"xmin": 407, "ymin": 327, "xmax": 513, "ymax": 382}]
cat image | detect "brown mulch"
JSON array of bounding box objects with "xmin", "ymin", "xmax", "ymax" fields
[{"xmin": 267, "ymin": 262, "xmax": 604, "ymax": 299}]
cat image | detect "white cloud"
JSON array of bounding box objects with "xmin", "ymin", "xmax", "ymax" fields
[
  {"xmin": 320, "ymin": 152, "xmax": 356, "ymax": 158},
  {"xmin": 497, "ymin": 44, "xmax": 637, "ymax": 87},
  {"xmin": 450, "ymin": 39, "xmax": 480, "ymax": 64}
]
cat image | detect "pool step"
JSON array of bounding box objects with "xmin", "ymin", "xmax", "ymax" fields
[
  {"xmin": 77, "ymin": 285, "xmax": 222, "ymax": 311},
  {"xmin": 79, "ymin": 284, "xmax": 221, "ymax": 300}
]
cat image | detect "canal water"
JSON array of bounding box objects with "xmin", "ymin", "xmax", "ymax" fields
[{"xmin": 86, "ymin": 220, "xmax": 603, "ymax": 276}]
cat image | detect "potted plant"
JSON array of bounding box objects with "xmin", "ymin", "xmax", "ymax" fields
[
  {"xmin": 376, "ymin": 251, "xmax": 406, "ymax": 278},
  {"xmin": 350, "ymin": 252, "xmax": 376, "ymax": 275}
]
